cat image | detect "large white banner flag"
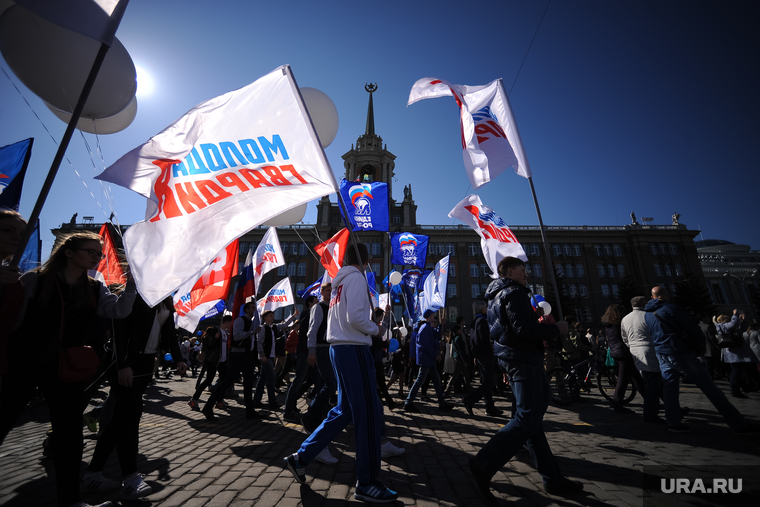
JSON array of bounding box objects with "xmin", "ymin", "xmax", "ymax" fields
[
  {"xmin": 420, "ymin": 254, "xmax": 449, "ymax": 314},
  {"xmin": 408, "ymin": 77, "xmax": 531, "ymax": 189},
  {"xmin": 253, "ymin": 227, "xmax": 285, "ymax": 295},
  {"xmin": 96, "ymin": 65, "xmax": 337, "ymax": 305},
  {"xmin": 449, "ymin": 194, "xmax": 527, "ymax": 279},
  {"xmin": 257, "ymin": 277, "xmax": 295, "ymax": 316}
]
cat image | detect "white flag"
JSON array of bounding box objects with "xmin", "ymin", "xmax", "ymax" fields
[
  {"xmin": 15, "ymin": 0, "xmax": 128, "ymax": 46},
  {"xmin": 420, "ymin": 255, "xmax": 449, "ymax": 314},
  {"xmin": 408, "ymin": 77, "xmax": 531, "ymax": 189},
  {"xmin": 96, "ymin": 65, "xmax": 337, "ymax": 306},
  {"xmin": 253, "ymin": 227, "xmax": 285, "ymax": 295},
  {"xmin": 449, "ymin": 194, "xmax": 527, "ymax": 279},
  {"xmin": 257, "ymin": 277, "xmax": 295, "ymax": 316},
  {"xmin": 379, "ymin": 293, "xmax": 390, "ymax": 309}
]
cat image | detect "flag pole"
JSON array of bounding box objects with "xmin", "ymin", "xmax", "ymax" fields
[
  {"xmin": 496, "ymin": 79, "xmax": 563, "ymax": 321},
  {"xmin": 10, "ymin": 42, "xmax": 111, "ymax": 267}
]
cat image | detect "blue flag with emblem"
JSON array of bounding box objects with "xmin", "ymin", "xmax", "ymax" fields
[
  {"xmin": 297, "ymin": 276, "xmax": 323, "ymax": 300},
  {"xmin": 339, "ymin": 179, "xmax": 389, "ymax": 231},
  {"xmin": 390, "ymin": 232, "xmax": 428, "ymax": 268},
  {"xmin": 0, "ymin": 138, "xmax": 33, "ymax": 211}
]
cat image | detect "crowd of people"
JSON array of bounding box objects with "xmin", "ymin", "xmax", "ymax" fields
[{"xmin": 1, "ymin": 211, "xmax": 758, "ymax": 506}]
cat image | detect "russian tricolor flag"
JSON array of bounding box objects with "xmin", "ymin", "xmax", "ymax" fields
[{"xmin": 232, "ymin": 246, "xmax": 255, "ymax": 319}]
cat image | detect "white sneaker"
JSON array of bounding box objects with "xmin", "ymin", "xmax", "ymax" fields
[
  {"xmin": 80, "ymin": 471, "xmax": 120, "ymax": 492},
  {"xmin": 69, "ymin": 502, "xmax": 113, "ymax": 507},
  {"xmin": 381, "ymin": 440, "xmax": 405, "ymax": 458},
  {"xmin": 120, "ymin": 473, "xmax": 152, "ymax": 500},
  {"xmin": 314, "ymin": 446, "xmax": 338, "ymax": 464}
]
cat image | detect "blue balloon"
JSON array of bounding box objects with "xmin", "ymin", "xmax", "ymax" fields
[
  {"xmin": 197, "ymin": 331, "xmax": 202, "ymax": 336},
  {"xmin": 164, "ymin": 353, "xmax": 173, "ymax": 362},
  {"xmin": 530, "ymin": 295, "xmax": 545, "ymax": 310},
  {"xmin": 389, "ymin": 338, "xmax": 399, "ymax": 353}
]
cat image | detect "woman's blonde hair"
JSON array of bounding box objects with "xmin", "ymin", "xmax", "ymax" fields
[{"xmin": 716, "ymin": 315, "xmax": 731, "ymax": 324}]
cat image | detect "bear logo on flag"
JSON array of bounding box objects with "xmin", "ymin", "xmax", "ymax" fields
[{"xmin": 400, "ymin": 233, "xmax": 419, "ymax": 265}]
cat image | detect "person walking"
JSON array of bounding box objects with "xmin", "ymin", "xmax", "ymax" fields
[
  {"xmin": 403, "ymin": 309, "xmax": 454, "ymax": 413},
  {"xmin": 602, "ymin": 304, "xmax": 645, "ymax": 413}
]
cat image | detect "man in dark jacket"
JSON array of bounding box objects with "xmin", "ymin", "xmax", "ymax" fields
[
  {"xmin": 468, "ymin": 257, "xmax": 582, "ymax": 505},
  {"xmin": 464, "ymin": 300, "xmax": 501, "ymax": 417},
  {"xmin": 403, "ymin": 309, "xmax": 454, "ymax": 412},
  {"xmin": 644, "ymin": 286, "xmax": 756, "ymax": 433}
]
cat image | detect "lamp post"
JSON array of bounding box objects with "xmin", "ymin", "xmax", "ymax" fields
[{"xmin": 722, "ymin": 269, "xmax": 759, "ymax": 317}]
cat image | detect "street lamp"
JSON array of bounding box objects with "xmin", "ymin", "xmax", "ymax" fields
[{"xmin": 722, "ymin": 270, "xmax": 759, "ymax": 313}]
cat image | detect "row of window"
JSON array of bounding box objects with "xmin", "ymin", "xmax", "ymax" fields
[
  {"xmin": 650, "ymin": 243, "xmax": 680, "ymax": 256},
  {"xmin": 428, "ymin": 243, "xmax": 457, "ymax": 257},
  {"xmin": 654, "ymin": 263, "xmax": 683, "ymax": 277}
]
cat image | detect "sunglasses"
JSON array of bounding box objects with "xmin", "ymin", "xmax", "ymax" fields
[{"xmin": 75, "ymin": 248, "xmax": 105, "ymax": 260}]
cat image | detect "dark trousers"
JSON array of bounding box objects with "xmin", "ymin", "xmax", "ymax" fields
[
  {"xmin": 375, "ymin": 361, "xmax": 396, "ymax": 405},
  {"xmin": 640, "ymin": 370, "xmax": 663, "ymax": 420},
  {"xmin": 467, "ymin": 355, "xmax": 495, "ymax": 409},
  {"xmin": 204, "ymin": 351, "xmax": 256, "ymax": 415},
  {"xmin": 613, "ymin": 355, "xmax": 645, "ymax": 406},
  {"xmin": 193, "ymin": 361, "xmax": 218, "ymax": 400},
  {"xmin": 89, "ymin": 354, "xmax": 154, "ymax": 476},
  {"xmin": 284, "ymin": 350, "xmax": 309, "ymax": 413},
  {"xmin": 0, "ymin": 366, "xmax": 86, "ymax": 507}
]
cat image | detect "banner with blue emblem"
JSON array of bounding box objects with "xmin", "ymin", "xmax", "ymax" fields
[
  {"xmin": 390, "ymin": 232, "xmax": 429, "ymax": 268},
  {"xmin": 339, "ymin": 179, "xmax": 389, "ymax": 231}
]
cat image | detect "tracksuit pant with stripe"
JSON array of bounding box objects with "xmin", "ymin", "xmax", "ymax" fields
[{"xmin": 297, "ymin": 344, "xmax": 383, "ymax": 484}]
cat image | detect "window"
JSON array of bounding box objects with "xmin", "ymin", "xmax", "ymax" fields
[
  {"xmin": 659, "ymin": 243, "xmax": 667, "ymax": 255},
  {"xmin": 654, "ymin": 263, "xmax": 662, "ymax": 277},
  {"xmin": 583, "ymin": 307, "xmax": 593, "ymax": 322},
  {"xmin": 449, "ymin": 263, "xmax": 456, "ymax": 276},
  {"xmin": 471, "ymin": 284, "xmax": 481, "ymax": 298},
  {"xmin": 290, "ymin": 243, "xmax": 299, "ymax": 255},
  {"xmin": 617, "ymin": 264, "xmax": 625, "ymax": 277},
  {"xmin": 371, "ymin": 243, "xmax": 382, "ymax": 256},
  {"xmin": 563, "ymin": 244, "xmax": 572, "ymax": 256},
  {"xmin": 297, "ymin": 262, "xmax": 306, "ymax": 276},
  {"xmin": 555, "ymin": 264, "xmax": 564, "ymax": 277},
  {"xmin": 429, "ymin": 243, "xmax": 437, "ymax": 256},
  {"xmin": 603, "ymin": 244, "xmax": 612, "ymax": 256},
  {"xmin": 299, "ymin": 243, "xmax": 309, "ymax": 256},
  {"xmin": 526, "ymin": 264, "xmax": 533, "ymax": 276},
  {"xmin": 573, "ymin": 244, "xmax": 582, "ymax": 256},
  {"xmin": 664, "ymin": 264, "xmax": 672, "ymax": 276},
  {"xmin": 523, "ymin": 243, "xmax": 531, "ymax": 256},
  {"xmin": 445, "ymin": 243, "xmax": 456, "ymax": 256},
  {"xmin": 448, "ymin": 306, "xmax": 458, "ymax": 323},
  {"xmin": 576, "ymin": 264, "xmax": 585, "ymax": 277},
  {"xmin": 601, "ymin": 284, "xmax": 610, "ymax": 298},
  {"xmin": 675, "ymin": 263, "xmax": 682, "ymax": 276},
  {"xmin": 470, "ymin": 264, "xmax": 479, "ymax": 278},
  {"xmin": 568, "ymin": 284, "xmax": 578, "ymax": 297},
  {"xmin": 579, "ymin": 284, "xmax": 588, "ymax": 297},
  {"xmin": 481, "ymin": 264, "xmax": 491, "ymax": 277},
  {"xmin": 594, "ymin": 244, "xmax": 602, "ymax": 256},
  {"xmin": 393, "ymin": 213, "xmax": 401, "ymax": 224},
  {"xmin": 598, "ymin": 264, "xmax": 606, "ymax": 277},
  {"xmin": 277, "ymin": 265, "xmax": 287, "ymax": 276},
  {"xmin": 533, "ymin": 284, "xmax": 545, "ymax": 296},
  {"xmin": 669, "ymin": 284, "xmax": 677, "ymax": 296},
  {"xmin": 447, "ymin": 284, "xmax": 457, "ymax": 298},
  {"xmin": 531, "ymin": 244, "xmax": 541, "ymax": 256},
  {"xmin": 552, "ymin": 244, "xmax": 562, "ymax": 256},
  {"xmin": 296, "ymin": 283, "xmax": 305, "ymax": 293},
  {"xmin": 371, "ymin": 263, "xmax": 380, "ymax": 276},
  {"xmin": 468, "ymin": 243, "xmax": 479, "ymax": 256},
  {"xmin": 613, "ymin": 244, "xmax": 622, "ymax": 257},
  {"xmin": 482, "ymin": 283, "xmax": 490, "ymax": 295},
  {"xmin": 566, "ymin": 264, "xmax": 575, "ymax": 278},
  {"xmin": 280, "ymin": 243, "xmax": 288, "ymax": 254},
  {"xmin": 288, "ymin": 262, "xmax": 296, "ymax": 276},
  {"xmin": 436, "ymin": 243, "xmax": 445, "ymax": 255},
  {"xmin": 533, "ymin": 264, "xmax": 542, "ymax": 277},
  {"xmin": 330, "ymin": 212, "xmax": 341, "ymax": 224},
  {"xmin": 612, "ymin": 284, "xmax": 619, "ymax": 298},
  {"xmin": 607, "ymin": 264, "xmax": 616, "ymax": 278},
  {"xmin": 650, "ymin": 244, "xmax": 658, "ymax": 256},
  {"xmin": 669, "ymin": 243, "xmax": 678, "ymax": 255}
]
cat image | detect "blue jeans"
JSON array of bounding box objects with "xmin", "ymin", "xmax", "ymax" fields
[
  {"xmin": 406, "ymin": 365, "xmax": 445, "ymax": 406},
  {"xmin": 657, "ymin": 351, "xmax": 746, "ymax": 429},
  {"xmin": 298, "ymin": 345, "xmax": 383, "ymax": 484},
  {"xmin": 284, "ymin": 350, "xmax": 310, "ymax": 413},
  {"xmin": 303, "ymin": 347, "xmax": 337, "ymax": 426},
  {"xmin": 473, "ymin": 359, "xmax": 564, "ymax": 485},
  {"xmin": 253, "ymin": 357, "xmax": 277, "ymax": 406}
]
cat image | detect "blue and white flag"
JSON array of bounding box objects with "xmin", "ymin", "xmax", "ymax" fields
[
  {"xmin": 297, "ymin": 276, "xmax": 323, "ymax": 300},
  {"xmin": 339, "ymin": 179, "xmax": 389, "ymax": 231},
  {"xmin": 420, "ymin": 255, "xmax": 450, "ymax": 314},
  {"xmin": 0, "ymin": 138, "xmax": 33, "ymax": 211},
  {"xmin": 19, "ymin": 219, "xmax": 40, "ymax": 273},
  {"xmin": 200, "ymin": 300, "xmax": 226, "ymax": 322},
  {"xmin": 390, "ymin": 232, "xmax": 429, "ymax": 268}
]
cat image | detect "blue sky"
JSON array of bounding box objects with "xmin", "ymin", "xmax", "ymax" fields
[{"xmin": 1, "ymin": 0, "xmax": 759, "ymax": 260}]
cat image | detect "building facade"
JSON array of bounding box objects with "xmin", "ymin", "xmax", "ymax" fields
[{"xmin": 697, "ymin": 240, "xmax": 760, "ymax": 319}]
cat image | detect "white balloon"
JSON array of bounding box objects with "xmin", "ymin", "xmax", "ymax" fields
[
  {"xmin": 538, "ymin": 301, "xmax": 552, "ymax": 316},
  {"xmin": 389, "ymin": 271, "xmax": 402, "ymax": 286},
  {"xmin": 300, "ymin": 87, "xmax": 339, "ymax": 149},
  {"xmin": 0, "ymin": 5, "xmax": 136, "ymax": 119},
  {"xmin": 263, "ymin": 203, "xmax": 308, "ymax": 227},
  {"xmin": 45, "ymin": 96, "xmax": 137, "ymax": 135},
  {"xmin": 398, "ymin": 326, "xmax": 408, "ymax": 338}
]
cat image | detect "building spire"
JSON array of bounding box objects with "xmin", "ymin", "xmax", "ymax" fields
[{"xmin": 365, "ymin": 83, "xmax": 377, "ymax": 136}]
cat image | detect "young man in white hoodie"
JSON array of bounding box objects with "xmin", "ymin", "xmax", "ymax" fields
[{"xmin": 284, "ymin": 243, "xmax": 398, "ymax": 503}]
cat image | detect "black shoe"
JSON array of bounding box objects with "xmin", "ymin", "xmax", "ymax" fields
[
  {"xmin": 463, "ymin": 396, "xmax": 475, "ymax": 416},
  {"xmin": 544, "ymin": 478, "xmax": 584, "ymax": 496},
  {"xmin": 403, "ymin": 403, "xmax": 419, "ymax": 413},
  {"xmin": 284, "ymin": 453, "xmax": 306, "ymax": 484},
  {"xmin": 283, "ymin": 411, "xmax": 301, "ymax": 422},
  {"xmin": 246, "ymin": 411, "xmax": 261, "ymax": 420},
  {"xmin": 644, "ymin": 416, "xmax": 667, "ymax": 425},
  {"xmin": 269, "ymin": 403, "xmax": 281, "ymax": 411},
  {"xmin": 439, "ymin": 403, "xmax": 454, "ymax": 412},
  {"xmin": 468, "ymin": 458, "xmax": 496, "ymax": 505},
  {"xmin": 301, "ymin": 417, "xmax": 317, "ymax": 433},
  {"xmin": 668, "ymin": 423, "xmax": 692, "ymax": 433},
  {"xmin": 252, "ymin": 402, "xmax": 266, "ymax": 409},
  {"xmin": 613, "ymin": 405, "xmax": 635, "ymax": 414},
  {"xmin": 732, "ymin": 392, "xmax": 749, "ymax": 399},
  {"xmin": 386, "ymin": 401, "xmax": 401, "ymax": 411},
  {"xmin": 201, "ymin": 407, "xmax": 216, "ymax": 421},
  {"xmin": 485, "ymin": 407, "xmax": 503, "ymax": 417}
]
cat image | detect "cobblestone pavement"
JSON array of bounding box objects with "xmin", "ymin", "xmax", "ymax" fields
[{"xmin": 1, "ymin": 373, "xmax": 759, "ymax": 506}]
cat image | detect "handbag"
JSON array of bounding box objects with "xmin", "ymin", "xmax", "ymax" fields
[
  {"xmin": 716, "ymin": 330, "xmax": 742, "ymax": 349},
  {"xmin": 59, "ymin": 346, "xmax": 100, "ymax": 382},
  {"xmin": 197, "ymin": 350, "xmax": 206, "ymax": 363},
  {"xmin": 605, "ymin": 348, "xmax": 616, "ymax": 367}
]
